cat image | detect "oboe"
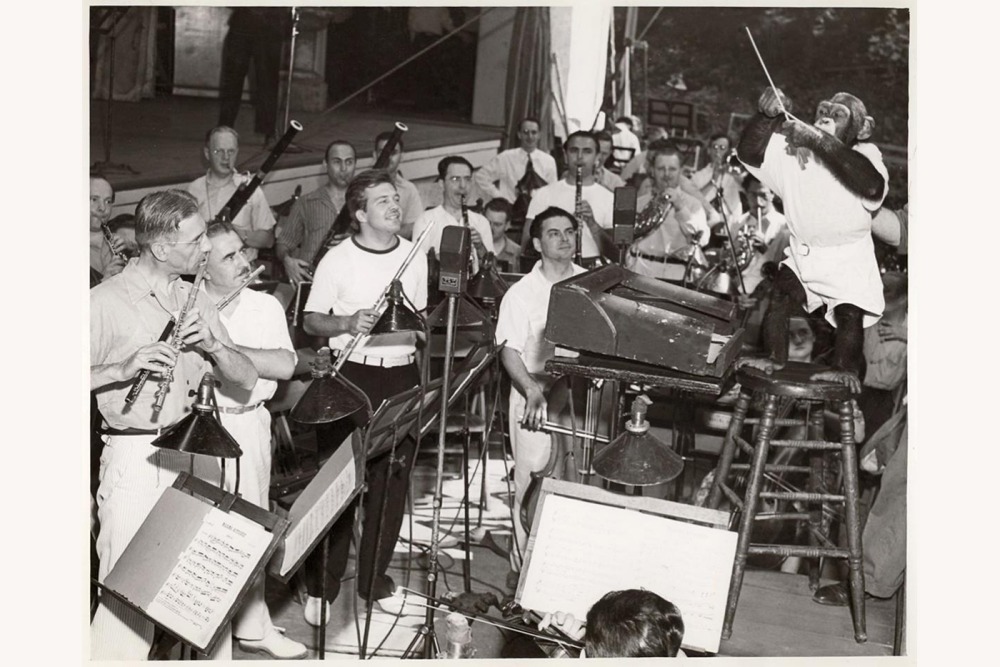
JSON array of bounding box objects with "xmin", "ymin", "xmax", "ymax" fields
[
  {"xmin": 573, "ymin": 164, "xmax": 583, "ymax": 264},
  {"xmin": 101, "ymin": 222, "xmax": 128, "ymax": 263},
  {"xmin": 151, "ymin": 254, "xmax": 210, "ymax": 417}
]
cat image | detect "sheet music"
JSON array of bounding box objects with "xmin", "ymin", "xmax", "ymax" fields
[
  {"xmin": 518, "ymin": 494, "xmax": 737, "ymax": 654},
  {"xmin": 146, "ymin": 508, "xmax": 271, "ymax": 648},
  {"xmin": 279, "ymin": 451, "xmax": 356, "ymax": 575}
]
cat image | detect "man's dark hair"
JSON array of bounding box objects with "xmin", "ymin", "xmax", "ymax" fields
[
  {"xmin": 107, "ymin": 213, "xmax": 134, "ymax": 233},
  {"xmin": 595, "ymin": 130, "xmax": 614, "ymax": 146},
  {"xmin": 645, "ymin": 138, "xmax": 683, "ymax": 166},
  {"xmin": 519, "ymin": 117, "xmax": 541, "ymax": 132},
  {"xmin": 743, "ymin": 174, "xmax": 762, "ymax": 192},
  {"xmin": 585, "ymin": 589, "xmax": 685, "ymax": 658},
  {"xmin": 346, "ymin": 169, "xmax": 396, "ymax": 223},
  {"xmin": 709, "ymin": 132, "xmax": 732, "ymax": 147},
  {"xmin": 206, "ymin": 220, "xmax": 237, "ymax": 239},
  {"xmin": 325, "ymin": 140, "xmax": 356, "ymax": 162},
  {"xmin": 529, "ymin": 206, "xmax": 578, "ymax": 240},
  {"xmin": 374, "ymin": 131, "xmax": 405, "ymax": 153},
  {"xmin": 484, "ymin": 198, "xmax": 513, "ymax": 220},
  {"xmin": 436, "ymin": 155, "xmax": 474, "ymax": 181},
  {"xmin": 564, "ymin": 130, "xmax": 600, "ymax": 152},
  {"xmin": 135, "ymin": 190, "xmax": 200, "ymax": 250},
  {"xmin": 616, "ymin": 116, "xmax": 634, "ymax": 129}
]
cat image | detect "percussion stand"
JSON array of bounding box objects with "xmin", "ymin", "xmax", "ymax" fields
[{"xmin": 90, "ymin": 7, "xmax": 139, "ymax": 175}]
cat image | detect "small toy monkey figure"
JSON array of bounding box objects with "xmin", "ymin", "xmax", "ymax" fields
[{"xmin": 736, "ymin": 88, "xmax": 889, "ymax": 393}]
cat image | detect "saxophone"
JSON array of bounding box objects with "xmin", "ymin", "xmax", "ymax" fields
[{"xmin": 632, "ymin": 189, "xmax": 674, "ymax": 241}]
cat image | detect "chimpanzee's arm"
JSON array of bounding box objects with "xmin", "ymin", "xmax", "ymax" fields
[
  {"xmin": 784, "ymin": 123, "xmax": 886, "ymax": 202},
  {"xmin": 737, "ymin": 114, "xmax": 785, "ymax": 168}
]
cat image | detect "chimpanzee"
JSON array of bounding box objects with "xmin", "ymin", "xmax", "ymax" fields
[{"xmin": 735, "ymin": 88, "xmax": 889, "ymax": 393}]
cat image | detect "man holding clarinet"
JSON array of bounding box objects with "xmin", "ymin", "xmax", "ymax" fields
[{"xmin": 89, "ymin": 190, "xmax": 257, "ymax": 659}]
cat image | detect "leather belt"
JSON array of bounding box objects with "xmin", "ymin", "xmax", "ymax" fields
[
  {"xmin": 628, "ymin": 248, "xmax": 685, "ymax": 265},
  {"xmin": 100, "ymin": 426, "xmax": 160, "ymax": 436},
  {"xmin": 217, "ymin": 401, "xmax": 265, "ymax": 415},
  {"xmin": 335, "ymin": 352, "xmax": 416, "ymax": 368}
]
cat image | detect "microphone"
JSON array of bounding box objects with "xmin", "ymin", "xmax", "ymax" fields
[
  {"xmin": 612, "ymin": 185, "xmax": 637, "ymax": 246},
  {"xmin": 438, "ymin": 226, "xmax": 471, "ymax": 294}
]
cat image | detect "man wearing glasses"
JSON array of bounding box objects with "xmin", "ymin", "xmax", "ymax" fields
[
  {"xmin": 90, "ymin": 190, "xmax": 257, "ymax": 659},
  {"xmin": 188, "ymin": 126, "xmax": 277, "ymax": 262},
  {"xmin": 412, "ymin": 155, "xmax": 494, "ymax": 273},
  {"xmin": 691, "ymin": 133, "xmax": 745, "ymax": 222}
]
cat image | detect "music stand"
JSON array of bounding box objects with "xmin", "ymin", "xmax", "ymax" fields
[
  {"xmin": 97, "ymin": 473, "xmax": 289, "ymax": 658},
  {"xmin": 90, "ymin": 7, "xmax": 139, "ymax": 175}
]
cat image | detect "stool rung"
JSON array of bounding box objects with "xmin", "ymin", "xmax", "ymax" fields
[
  {"xmin": 759, "ymin": 491, "xmax": 844, "ymax": 502},
  {"xmin": 734, "ymin": 435, "xmax": 754, "ymax": 456},
  {"xmin": 729, "ymin": 463, "xmax": 812, "ymax": 474},
  {"xmin": 748, "ymin": 544, "xmax": 850, "ymax": 559},
  {"xmin": 768, "ymin": 439, "xmax": 843, "ymax": 450},
  {"xmin": 754, "ymin": 511, "xmax": 811, "ymax": 522},
  {"xmin": 744, "ymin": 418, "xmax": 804, "ymax": 427},
  {"xmin": 720, "ymin": 483, "xmax": 744, "ymax": 510}
]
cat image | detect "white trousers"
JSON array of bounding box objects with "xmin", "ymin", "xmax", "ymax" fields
[
  {"xmin": 508, "ymin": 390, "xmax": 553, "ymax": 572},
  {"xmin": 219, "ymin": 407, "xmax": 274, "ymax": 641},
  {"xmin": 91, "ymin": 434, "xmax": 232, "ymax": 660}
]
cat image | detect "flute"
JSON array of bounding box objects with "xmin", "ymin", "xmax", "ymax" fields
[{"xmin": 215, "ymin": 265, "xmax": 265, "ymax": 311}]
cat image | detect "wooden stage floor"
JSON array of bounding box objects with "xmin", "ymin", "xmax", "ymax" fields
[{"xmin": 229, "ymin": 451, "xmax": 902, "ymax": 660}]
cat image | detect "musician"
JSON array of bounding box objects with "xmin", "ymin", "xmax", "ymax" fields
[
  {"xmin": 473, "ymin": 117, "xmax": 558, "ymax": 204},
  {"xmin": 595, "ymin": 131, "xmax": 627, "ymax": 191},
  {"xmin": 729, "ymin": 175, "xmax": 790, "ymax": 295},
  {"xmin": 90, "ymin": 175, "xmax": 127, "ymax": 284},
  {"xmin": 496, "ymin": 206, "xmax": 586, "ymax": 574},
  {"xmin": 620, "ymin": 125, "xmax": 668, "ymax": 180},
  {"xmin": 301, "ymin": 169, "xmax": 428, "ymax": 620},
  {"xmin": 276, "ymin": 140, "xmax": 357, "ymax": 286},
  {"xmin": 412, "ymin": 156, "xmax": 494, "ymax": 273},
  {"xmin": 202, "ymin": 222, "xmax": 307, "ymax": 659},
  {"xmin": 538, "ymin": 589, "xmax": 686, "ymax": 658},
  {"xmin": 522, "ymin": 131, "xmax": 614, "ymax": 264},
  {"xmin": 90, "ymin": 190, "xmax": 257, "ymax": 659},
  {"xmin": 625, "ymin": 142, "xmax": 710, "ymax": 281},
  {"xmin": 484, "ymin": 198, "xmax": 522, "ymax": 271},
  {"xmin": 187, "ymin": 126, "xmax": 277, "ymax": 262},
  {"xmin": 611, "ymin": 116, "xmax": 642, "ymax": 167},
  {"xmin": 691, "ymin": 133, "xmax": 745, "ymax": 220},
  {"xmin": 373, "ymin": 130, "xmax": 424, "ymax": 239}
]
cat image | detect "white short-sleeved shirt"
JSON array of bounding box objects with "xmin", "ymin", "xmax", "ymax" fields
[
  {"xmin": 411, "ymin": 205, "xmax": 495, "ymax": 274},
  {"xmin": 526, "ymin": 180, "xmax": 613, "ymax": 260},
  {"xmin": 744, "ymin": 136, "xmax": 888, "ymax": 247},
  {"xmin": 305, "ymin": 236, "xmax": 428, "ymax": 357},
  {"xmin": 212, "ymin": 287, "xmax": 296, "ymax": 407},
  {"xmin": 495, "ymin": 262, "xmax": 586, "ymax": 375}
]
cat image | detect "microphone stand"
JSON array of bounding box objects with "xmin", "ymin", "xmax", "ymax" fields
[
  {"xmin": 715, "ymin": 189, "xmax": 747, "ymax": 296},
  {"xmin": 90, "ymin": 7, "xmax": 139, "ymax": 175}
]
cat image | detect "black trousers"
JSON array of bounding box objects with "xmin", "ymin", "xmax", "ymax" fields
[
  {"xmin": 217, "ymin": 28, "xmax": 282, "ymax": 136},
  {"xmin": 303, "ymin": 360, "xmax": 420, "ymax": 602}
]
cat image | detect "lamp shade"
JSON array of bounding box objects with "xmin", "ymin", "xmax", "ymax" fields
[
  {"xmin": 290, "ymin": 348, "xmax": 370, "ymax": 424},
  {"xmin": 151, "ymin": 373, "xmax": 243, "ymax": 458},
  {"xmin": 592, "ymin": 395, "xmax": 684, "ymax": 486},
  {"xmin": 468, "ymin": 254, "xmax": 509, "ymax": 303},
  {"xmin": 426, "ymin": 296, "xmax": 487, "ymax": 328},
  {"xmin": 370, "ymin": 280, "xmax": 424, "ymax": 335}
]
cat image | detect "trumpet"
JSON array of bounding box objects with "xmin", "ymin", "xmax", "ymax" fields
[{"xmin": 151, "ymin": 254, "xmax": 210, "ymax": 418}]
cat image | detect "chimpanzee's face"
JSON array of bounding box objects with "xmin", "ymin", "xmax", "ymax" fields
[{"xmin": 814, "ymin": 100, "xmax": 853, "ymax": 141}]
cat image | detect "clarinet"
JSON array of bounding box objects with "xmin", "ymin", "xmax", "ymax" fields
[
  {"xmin": 151, "ymin": 254, "xmax": 210, "ymax": 418},
  {"xmin": 573, "ymin": 164, "xmax": 583, "ymax": 264},
  {"xmin": 100, "ymin": 222, "xmax": 128, "ymax": 263},
  {"xmin": 214, "ymin": 120, "xmax": 303, "ymax": 224},
  {"xmin": 460, "ymin": 193, "xmax": 477, "ymax": 274}
]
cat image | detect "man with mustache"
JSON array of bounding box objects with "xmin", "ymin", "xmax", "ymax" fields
[
  {"xmin": 300, "ymin": 170, "xmax": 428, "ymax": 621},
  {"xmin": 188, "ymin": 126, "xmax": 277, "ymax": 263},
  {"xmin": 201, "ymin": 221, "xmax": 308, "ymax": 658}
]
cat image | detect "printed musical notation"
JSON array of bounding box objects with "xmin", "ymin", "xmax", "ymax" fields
[
  {"xmin": 517, "ymin": 494, "xmax": 737, "ymax": 654},
  {"xmin": 147, "ymin": 507, "xmax": 271, "ymax": 647}
]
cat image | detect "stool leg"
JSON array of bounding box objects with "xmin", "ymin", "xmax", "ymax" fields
[
  {"xmin": 806, "ymin": 403, "xmax": 826, "ymax": 591},
  {"xmin": 708, "ymin": 389, "xmax": 752, "ymax": 510},
  {"xmin": 838, "ymin": 399, "xmax": 867, "ymax": 643},
  {"xmin": 722, "ymin": 392, "xmax": 780, "ymax": 640}
]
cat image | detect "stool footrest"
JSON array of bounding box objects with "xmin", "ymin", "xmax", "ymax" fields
[
  {"xmin": 748, "ymin": 544, "xmax": 850, "ymax": 559},
  {"xmin": 734, "ymin": 435, "xmax": 754, "ymax": 456},
  {"xmin": 769, "ymin": 439, "xmax": 843, "ymax": 450},
  {"xmin": 744, "ymin": 418, "xmax": 805, "ymax": 427},
  {"xmin": 730, "ymin": 463, "xmax": 812, "ymax": 474},
  {"xmin": 720, "ymin": 483, "xmax": 744, "ymax": 510},
  {"xmin": 754, "ymin": 511, "xmax": 811, "ymax": 522},
  {"xmin": 759, "ymin": 491, "xmax": 844, "ymax": 502}
]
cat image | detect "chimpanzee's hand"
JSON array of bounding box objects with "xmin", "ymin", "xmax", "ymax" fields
[{"xmin": 758, "ymin": 88, "xmax": 790, "ymax": 117}]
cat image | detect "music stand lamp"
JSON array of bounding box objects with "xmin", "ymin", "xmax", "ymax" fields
[{"xmin": 592, "ymin": 394, "xmax": 684, "ymax": 489}]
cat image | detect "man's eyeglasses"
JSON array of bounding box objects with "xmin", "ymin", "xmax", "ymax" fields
[
  {"xmin": 160, "ymin": 234, "xmax": 206, "ymax": 246},
  {"xmin": 211, "ymin": 149, "xmax": 237, "ymax": 158}
]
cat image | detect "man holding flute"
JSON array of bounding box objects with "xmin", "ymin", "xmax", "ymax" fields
[
  {"xmin": 300, "ymin": 169, "xmax": 428, "ymax": 622},
  {"xmin": 200, "ymin": 221, "xmax": 308, "ymax": 658},
  {"xmin": 89, "ymin": 190, "xmax": 257, "ymax": 659}
]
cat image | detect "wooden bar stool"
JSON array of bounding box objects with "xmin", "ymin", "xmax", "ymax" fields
[{"xmin": 707, "ymin": 361, "xmax": 867, "ymax": 643}]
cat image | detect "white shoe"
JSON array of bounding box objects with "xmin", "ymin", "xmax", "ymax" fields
[
  {"xmin": 374, "ymin": 590, "xmax": 422, "ymax": 617},
  {"xmin": 238, "ymin": 626, "xmax": 308, "ymax": 659},
  {"xmin": 303, "ymin": 595, "xmax": 333, "ymax": 627}
]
